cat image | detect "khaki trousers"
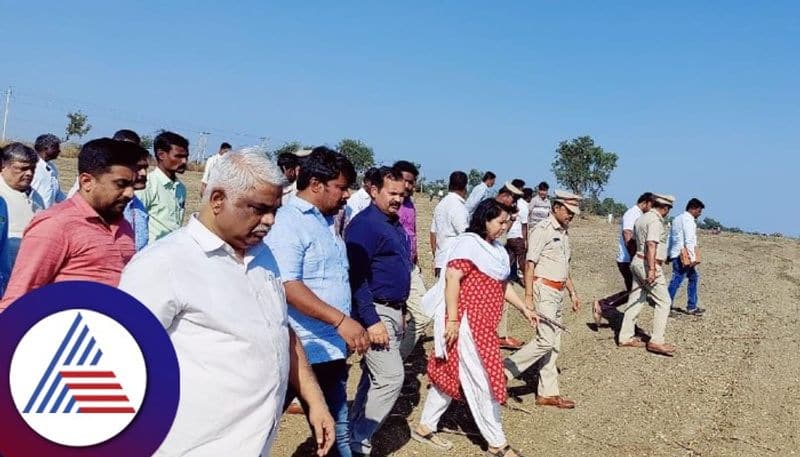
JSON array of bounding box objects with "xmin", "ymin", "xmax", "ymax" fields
[
  {"xmin": 618, "ymin": 257, "xmax": 671, "ymax": 344},
  {"xmin": 503, "ymin": 281, "xmax": 563, "ymax": 397},
  {"xmin": 400, "ymin": 265, "xmax": 430, "ymax": 360}
]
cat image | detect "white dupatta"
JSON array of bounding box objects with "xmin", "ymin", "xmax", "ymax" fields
[{"xmin": 421, "ymin": 232, "xmax": 510, "ymax": 359}]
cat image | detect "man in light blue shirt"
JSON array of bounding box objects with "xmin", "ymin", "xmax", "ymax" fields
[
  {"xmin": 465, "ymin": 171, "xmax": 496, "ymax": 214},
  {"xmin": 668, "ymin": 198, "xmax": 706, "ymax": 315},
  {"xmin": 266, "ymin": 147, "xmax": 368, "ymax": 457},
  {"xmin": 0, "ymin": 196, "xmax": 9, "ymax": 295}
]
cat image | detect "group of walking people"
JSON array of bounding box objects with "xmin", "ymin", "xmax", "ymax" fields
[{"xmin": 0, "ymin": 129, "xmax": 705, "ymax": 456}]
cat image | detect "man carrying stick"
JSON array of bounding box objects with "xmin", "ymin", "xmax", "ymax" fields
[
  {"xmin": 503, "ymin": 190, "xmax": 582, "ymax": 409},
  {"xmin": 617, "ymin": 193, "xmax": 676, "ymax": 356}
]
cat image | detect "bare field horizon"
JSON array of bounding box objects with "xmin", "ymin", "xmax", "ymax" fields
[{"xmin": 54, "ymin": 157, "xmax": 800, "ymax": 457}]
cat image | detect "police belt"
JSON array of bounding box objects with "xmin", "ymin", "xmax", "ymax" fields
[{"xmin": 635, "ymin": 254, "xmax": 664, "ymax": 266}]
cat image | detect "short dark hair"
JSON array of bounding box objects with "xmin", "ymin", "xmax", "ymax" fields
[
  {"xmin": 277, "ymin": 152, "xmax": 300, "ymax": 172},
  {"xmin": 686, "ymin": 198, "xmax": 705, "ymax": 211},
  {"xmin": 537, "ymin": 181, "xmax": 549, "ymax": 191},
  {"xmin": 78, "ymin": 138, "xmax": 142, "ymax": 177},
  {"xmin": 154, "ymin": 131, "xmax": 189, "ymax": 157},
  {"xmin": 637, "ymin": 192, "xmax": 654, "ymax": 204},
  {"xmin": 448, "ymin": 171, "xmax": 468, "ymax": 191},
  {"xmin": 1, "ymin": 142, "xmax": 37, "ymax": 165},
  {"xmin": 511, "ymin": 179, "xmax": 525, "ymax": 189},
  {"xmin": 220, "ymin": 142, "xmax": 232, "ymax": 150},
  {"xmin": 296, "ymin": 146, "xmax": 357, "ymax": 191},
  {"xmin": 483, "ymin": 171, "xmax": 496, "ymax": 181},
  {"xmin": 523, "ymin": 187, "xmax": 534, "ymax": 199},
  {"xmin": 34, "ymin": 133, "xmax": 60, "ymax": 152},
  {"xmin": 373, "ymin": 166, "xmax": 404, "ymax": 191},
  {"xmin": 112, "ymin": 129, "xmax": 141, "ymax": 145},
  {"xmin": 363, "ymin": 167, "xmax": 381, "ymax": 186},
  {"xmin": 392, "ymin": 160, "xmax": 419, "ymax": 178},
  {"xmin": 467, "ymin": 199, "xmax": 509, "ymax": 239}
]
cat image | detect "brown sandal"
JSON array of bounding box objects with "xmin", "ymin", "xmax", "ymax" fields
[
  {"xmin": 411, "ymin": 429, "xmax": 453, "ymax": 450},
  {"xmin": 486, "ymin": 444, "xmax": 525, "ymax": 457},
  {"xmin": 618, "ymin": 338, "xmax": 646, "ymax": 348}
]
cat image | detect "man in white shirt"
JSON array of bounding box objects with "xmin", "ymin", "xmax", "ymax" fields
[
  {"xmin": 119, "ymin": 149, "xmax": 334, "ymax": 457},
  {"xmin": 430, "ymin": 171, "xmax": 469, "ymax": 278},
  {"xmin": 465, "ymin": 171, "xmax": 496, "ymax": 214},
  {"xmin": 200, "ymin": 142, "xmax": 231, "ymax": 196},
  {"xmin": 527, "ymin": 181, "xmax": 551, "ymax": 230},
  {"xmin": 344, "ymin": 167, "xmax": 379, "ymax": 228},
  {"xmin": 592, "ymin": 192, "xmax": 653, "ymax": 324},
  {"xmin": 30, "ymin": 133, "xmax": 66, "ymax": 209},
  {"xmin": 506, "ymin": 187, "xmax": 532, "ymax": 283},
  {"xmin": 668, "ymin": 198, "xmax": 705, "ymax": 316},
  {"xmin": 279, "ymin": 148, "xmax": 313, "ymax": 198},
  {"xmin": 0, "ymin": 143, "xmax": 45, "ymax": 274}
]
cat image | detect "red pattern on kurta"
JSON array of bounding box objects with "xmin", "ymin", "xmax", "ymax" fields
[{"xmin": 427, "ymin": 258, "xmax": 507, "ymax": 404}]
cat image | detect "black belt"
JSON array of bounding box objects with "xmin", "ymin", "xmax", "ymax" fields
[{"xmin": 373, "ymin": 299, "xmax": 406, "ymax": 310}]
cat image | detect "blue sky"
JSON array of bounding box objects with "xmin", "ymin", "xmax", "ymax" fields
[{"xmin": 2, "ymin": 1, "xmax": 798, "ymax": 235}]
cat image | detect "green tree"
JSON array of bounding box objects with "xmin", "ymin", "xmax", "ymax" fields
[
  {"xmin": 337, "ymin": 139, "xmax": 375, "ymax": 175},
  {"xmin": 467, "ymin": 168, "xmax": 483, "ymax": 189},
  {"xmin": 271, "ymin": 141, "xmax": 303, "ymax": 160},
  {"xmin": 65, "ymin": 111, "xmax": 92, "ymax": 141},
  {"xmin": 551, "ymin": 136, "xmax": 618, "ymax": 211},
  {"xmin": 140, "ymin": 135, "xmax": 154, "ymax": 152},
  {"xmin": 698, "ymin": 217, "xmax": 722, "ymax": 230}
]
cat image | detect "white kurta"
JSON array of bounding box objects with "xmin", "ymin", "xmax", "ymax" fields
[{"xmin": 119, "ymin": 216, "xmax": 290, "ymax": 456}]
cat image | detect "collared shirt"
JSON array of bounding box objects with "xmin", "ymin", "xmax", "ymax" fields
[
  {"xmin": 617, "ymin": 205, "xmax": 644, "ymax": 263},
  {"xmin": 430, "ymin": 192, "xmax": 469, "ymax": 269},
  {"xmin": 507, "ymin": 199, "xmax": 529, "ymax": 239},
  {"xmin": 123, "ymin": 196, "xmax": 149, "ymax": 252},
  {"xmin": 344, "ymin": 187, "xmax": 372, "ymax": 227},
  {"xmin": 136, "ymin": 167, "xmax": 186, "ymax": 243},
  {"xmin": 31, "ymin": 157, "xmax": 66, "ymax": 209},
  {"xmin": 669, "ymin": 211, "xmax": 698, "ymax": 262},
  {"xmin": 118, "ymin": 216, "xmax": 290, "ymax": 456},
  {"xmin": 527, "ymin": 195, "xmax": 551, "ymax": 228},
  {"xmin": 0, "ymin": 178, "xmax": 46, "ymax": 273},
  {"xmin": 398, "ymin": 196, "xmax": 417, "ymax": 262},
  {"xmin": 266, "ymin": 195, "xmax": 351, "ymax": 364},
  {"xmin": 634, "ymin": 210, "xmax": 669, "ymax": 261},
  {"xmin": 0, "ymin": 194, "xmax": 135, "ymax": 309},
  {"xmin": 0, "ymin": 197, "xmax": 9, "ymax": 296},
  {"xmin": 526, "ymin": 214, "xmax": 570, "ymax": 282},
  {"xmin": 201, "ymin": 153, "xmax": 224, "ymax": 184},
  {"xmin": 465, "ymin": 182, "xmax": 490, "ymax": 214},
  {"xmin": 283, "ymin": 181, "xmax": 297, "ymax": 197},
  {"xmin": 346, "ymin": 204, "xmax": 412, "ymax": 327}
]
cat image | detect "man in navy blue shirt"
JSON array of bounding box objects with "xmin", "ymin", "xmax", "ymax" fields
[{"xmin": 345, "ymin": 166, "xmax": 411, "ymax": 456}]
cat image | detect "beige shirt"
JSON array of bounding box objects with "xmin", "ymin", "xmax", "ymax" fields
[
  {"xmin": 634, "ymin": 210, "xmax": 669, "ymax": 261},
  {"xmin": 526, "ymin": 214, "xmax": 570, "ymax": 281}
]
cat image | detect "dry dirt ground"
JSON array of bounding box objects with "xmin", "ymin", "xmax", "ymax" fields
[{"xmin": 57, "ymin": 159, "xmax": 800, "ymax": 456}]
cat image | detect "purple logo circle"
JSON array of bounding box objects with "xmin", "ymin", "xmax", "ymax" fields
[{"xmin": 0, "ymin": 281, "xmax": 179, "ymax": 456}]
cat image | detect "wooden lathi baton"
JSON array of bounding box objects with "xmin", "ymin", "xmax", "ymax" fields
[{"xmin": 534, "ymin": 311, "xmax": 571, "ymax": 334}]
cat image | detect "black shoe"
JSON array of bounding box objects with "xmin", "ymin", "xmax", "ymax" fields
[{"xmin": 686, "ymin": 307, "xmax": 706, "ymax": 316}]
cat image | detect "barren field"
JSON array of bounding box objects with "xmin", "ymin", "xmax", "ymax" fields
[{"xmin": 58, "ymin": 159, "xmax": 800, "ymax": 456}]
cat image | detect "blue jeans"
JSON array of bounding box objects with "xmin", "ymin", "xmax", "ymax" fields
[
  {"xmin": 284, "ymin": 359, "xmax": 351, "ymax": 457},
  {"xmin": 668, "ymin": 258, "xmax": 700, "ymax": 310}
]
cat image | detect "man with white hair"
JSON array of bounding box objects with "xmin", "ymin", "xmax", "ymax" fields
[{"xmin": 119, "ymin": 149, "xmax": 334, "ymax": 456}]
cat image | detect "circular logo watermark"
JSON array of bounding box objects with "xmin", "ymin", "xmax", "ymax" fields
[
  {"xmin": 9, "ymin": 310, "xmax": 147, "ymax": 446},
  {"xmin": 0, "ymin": 281, "xmax": 179, "ymax": 457}
]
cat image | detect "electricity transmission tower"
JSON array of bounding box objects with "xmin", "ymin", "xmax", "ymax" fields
[{"xmin": 1, "ymin": 87, "xmax": 11, "ymax": 142}]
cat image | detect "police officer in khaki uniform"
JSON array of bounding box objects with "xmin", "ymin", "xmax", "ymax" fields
[
  {"xmin": 503, "ymin": 190, "xmax": 582, "ymax": 409},
  {"xmin": 618, "ymin": 193, "xmax": 676, "ymax": 356}
]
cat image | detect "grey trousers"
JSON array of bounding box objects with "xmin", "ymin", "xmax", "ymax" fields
[
  {"xmin": 349, "ymin": 304, "xmax": 405, "ymax": 455},
  {"xmin": 400, "ymin": 266, "xmax": 430, "ymax": 359}
]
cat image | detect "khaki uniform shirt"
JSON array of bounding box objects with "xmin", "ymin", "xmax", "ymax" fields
[
  {"xmin": 526, "ymin": 214, "xmax": 570, "ymax": 281},
  {"xmin": 634, "ymin": 210, "xmax": 669, "ymax": 261}
]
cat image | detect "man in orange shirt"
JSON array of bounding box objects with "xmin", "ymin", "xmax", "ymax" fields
[{"xmin": 1, "ymin": 138, "xmax": 142, "ymax": 309}]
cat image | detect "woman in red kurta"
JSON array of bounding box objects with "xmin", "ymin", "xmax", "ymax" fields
[{"xmin": 413, "ymin": 199, "xmax": 537, "ymax": 457}]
